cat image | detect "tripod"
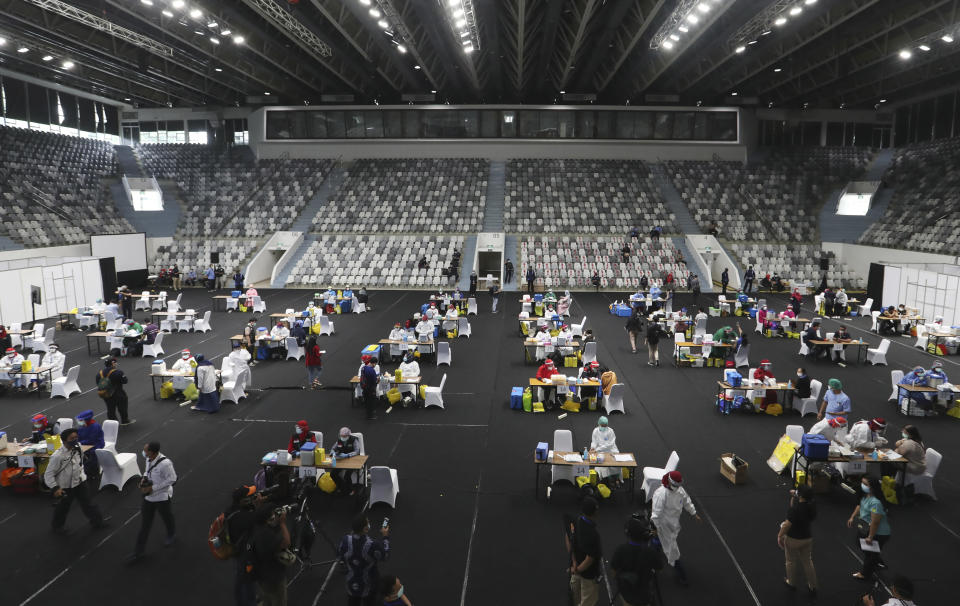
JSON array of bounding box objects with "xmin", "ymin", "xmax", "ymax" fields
[{"xmin": 288, "ymin": 479, "xmax": 339, "ymax": 567}]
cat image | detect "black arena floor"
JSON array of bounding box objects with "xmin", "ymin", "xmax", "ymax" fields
[{"xmin": 0, "ymin": 288, "xmax": 955, "ymax": 605}]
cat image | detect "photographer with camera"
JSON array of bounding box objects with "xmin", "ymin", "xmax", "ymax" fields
[
  {"xmin": 226, "ymin": 485, "xmax": 264, "ymax": 606},
  {"xmin": 44, "ymin": 428, "xmax": 109, "ymax": 534},
  {"xmin": 610, "ymin": 513, "xmax": 666, "ymax": 606},
  {"xmin": 127, "ymin": 441, "xmax": 177, "ymax": 563},
  {"xmin": 338, "ymin": 514, "xmax": 391, "ymax": 606},
  {"xmin": 248, "ymin": 503, "xmax": 293, "ymax": 606}
]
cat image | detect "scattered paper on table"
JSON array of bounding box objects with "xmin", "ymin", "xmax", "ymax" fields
[
  {"xmin": 563, "ymin": 454, "xmax": 583, "ymax": 463},
  {"xmin": 614, "ymin": 454, "xmax": 634, "ymax": 462},
  {"xmin": 883, "ymin": 451, "xmax": 902, "ymax": 460}
]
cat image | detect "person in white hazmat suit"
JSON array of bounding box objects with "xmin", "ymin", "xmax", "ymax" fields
[
  {"xmin": 651, "ymin": 470, "xmax": 702, "ymax": 586},
  {"xmin": 590, "ymin": 416, "xmax": 620, "ymax": 482},
  {"xmin": 807, "ymin": 416, "xmax": 848, "ymax": 444}
]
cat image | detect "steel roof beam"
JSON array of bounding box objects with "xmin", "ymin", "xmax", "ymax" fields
[
  {"xmin": 553, "ymin": 0, "xmax": 601, "ymax": 91},
  {"xmin": 593, "ymin": 0, "xmax": 666, "ymax": 93}
]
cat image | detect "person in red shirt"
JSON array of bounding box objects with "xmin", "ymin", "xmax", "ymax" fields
[
  {"xmin": 536, "ymin": 359, "xmax": 558, "ymax": 406},
  {"xmin": 753, "ymin": 359, "xmax": 778, "ymax": 409},
  {"xmin": 287, "ymin": 420, "xmax": 316, "ymax": 455},
  {"xmin": 305, "ymin": 336, "xmax": 323, "ymax": 389}
]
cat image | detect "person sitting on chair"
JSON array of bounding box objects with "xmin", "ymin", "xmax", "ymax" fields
[
  {"xmin": 536, "ymin": 359, "xmax": 559, "ymax": 406},
  {"xmin": 831, "ymin": 325, "xmax": 852, "ymax": 363},
  {"xmin": 330, "ymin": 427, "xmax": 360, "ymax": 495},
  {"xmin": 287, "ymin": 420, "xmax": 316, "ymax": 456}
]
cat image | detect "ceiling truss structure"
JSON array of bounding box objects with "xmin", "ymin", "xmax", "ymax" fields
[
  {"xmin": 24, "ymin": 0, "xmax": 173, "ymax": 56},
  {"xmin": 590, "ymin": 0, "xmax": 665, "ymax": 93},
  {"xmin": 375, "ymin": 0, "xmax": 448, "ymax": 92}
]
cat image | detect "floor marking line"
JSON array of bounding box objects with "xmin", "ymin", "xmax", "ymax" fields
[
  {"xmin": 459, "ymin": 469, "xmax": 482, "ymax": 606},
  {"xmin": 312, "ymin": 560, "xmax": 339, "ymax": 606},
  {"xmin": 699, "ymin": 504, "xmax": 763, "ymax": 606},
  {"xmin": 0, "ymin": 513, "xmax": 16, "ymax": 525}
]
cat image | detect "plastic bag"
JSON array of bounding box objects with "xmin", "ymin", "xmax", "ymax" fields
[
  {"xmin": 160, "ymin": 381, "xmax": 175, "ymax": 399},
  {"xmin": 317, "ymin": 472, "xmax": 336, "ymax": 494},
  {"xmin": 183, "ymin": 383, "xmax": 199, "ymax": 401}
]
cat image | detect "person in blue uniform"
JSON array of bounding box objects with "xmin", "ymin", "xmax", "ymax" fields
[
  {"xmin": 29, "ymin": 413, "xmax": 54, "ymax": 443},
  {"xmin": 76, "ymin": 409, "xmax": 104, "ymax": 477}
]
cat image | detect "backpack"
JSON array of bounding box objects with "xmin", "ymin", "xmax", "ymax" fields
[
  {"xmin": 97, "ymin": 369, "xmax": 116, "ymax": 398},
  {"xmin": 208, "ymin": 511, "xmax": 240, "ymax": 560}
]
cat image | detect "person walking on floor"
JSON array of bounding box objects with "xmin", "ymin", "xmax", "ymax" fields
[
  {"xmin": 360, "ymin": 356, "xmax": 379, "ymax": 421},
  {"xmin": 44, "ymin": 427, "xmax": 109, "ymax": 534},
  {"xmin": 567, "ymin": 497, "xmax": 602, "ymax": 606},
  {"xmin": 721, "ymin": 268, "xmax": 729, "ymax": 297},
  {"xmin": 191, "ymin": 354, "xmax": 220, "ymax": 413},
  {"xmin": 305, "ymin": 336, "xmax": 323, "ymax": 389},
  {"xmin": 489, "ymin": 280, "xmax": 501, "ymax": 314},
  {"xmin": 504, "ymin": 259, "xmax": 514, "ymax": 284},
  {"xmin": 651, "ymin": 471, "xmax": 701, "ymax": 586},
  {"xmin": 526, "ymin": 266, "xmax": 537, "ymax": 295},
  {"xmin": 625, "ymin": 311, "xmax": 642, "ymax": 354},
  {"xmin": 689, "ymin": 274, "xmax": 701, "ymax": 306},
  {"xmin": 848, "ymin": 477, "xmax": 892, "ymax": 581},
  {"xmin": 778, "ymin": 485, "xmax": 818, "ymax": 596},
  {"xmin": 128, "ymin": 441, "xmax": 177, "ymax": 562},
  {"xmin": 743, "ymin": 266, "xmax": 756, "ymax": 294},
  {"xmin": 644, "ymin": 319, "xmax": 666, "ymax": 367},
  {"xmin": 95, "ymin": 358, "xmax": 135, "ymax": 425}
]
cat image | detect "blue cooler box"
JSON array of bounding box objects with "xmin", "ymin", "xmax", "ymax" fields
[
  {"xmin": 801, "ymin": 434, "xmax": 830, "ymax": 460},
  {"xmin": 299, "ymin": 442, "xmax": 317, "ymax": 466},
  {"xmin": 535, "ymin": 441, "xmax": 549, "ymax": 461},
  {"xmin": 231, "ymin": 290, "xmax": 241, "ymax": 298},
  {"xmin": 533, "ymin": 294, "xmax": 544, "ymax": 303},
  {"xmin": 724, "ymin": 369, "xmax": 742, "ymax": 387},
  {"xmin": 748, "ymin": 307, "xmax": 758, "ymax": 319},
  {"xmin": 361, "ymin": 344, "xmax": 382, "ymax": 359},
  {"xmin": 510, "ymin": 387, "xmax": 524, "ymax": 410}
]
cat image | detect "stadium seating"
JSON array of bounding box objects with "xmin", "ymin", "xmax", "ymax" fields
[
  {"xmin": 311, "ymin": 159, "xmax": 486, "ymax": 233},
  {"xmin": 858, "ymin": 138, "xmax": 960, "ymax": 253},
  {"xmin": 287, "ymin": 235, "xmax": 465, "ymax": 288},
  {"xmin": 517, "ymin": 236, "xmax": 690, "ymax": 290},
  {"xmin": 150, "ymin": 239, "xmax": 259, "ymax": 275},
  {"xmin": 666, "ymin": 147, "xmax": 872, "ymax": 241},
  {"xmin": 138, "ymin": 145, "xmax": 332, "ymax": 237},
  {"xmin": 0, "ymin": 126, "xmax": 132, "ymax": 247},
  {"xmin": 727, "ymin": 243, "xmax": 864, "ymax": 290},
  {"xmin": 503, "ymin": 160, "xmax": 676, "ymax": 234}
]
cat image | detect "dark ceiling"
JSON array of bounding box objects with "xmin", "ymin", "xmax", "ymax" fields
[{"xmin": 0, "ymin": 0, "xmax": 958, "ymax": 109}]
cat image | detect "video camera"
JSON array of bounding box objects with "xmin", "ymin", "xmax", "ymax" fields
[{"xmin": 626, "ymin": 510, "xmax": 657, "ymax": 541}]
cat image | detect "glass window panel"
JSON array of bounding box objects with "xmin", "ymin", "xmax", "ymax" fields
[
  {"xmin": 596, "ymin": 111, "xmax": 614, "ymax": 138},
  {"xmin": 825, "ymin": 122, "xmax": 843, "ymax": 146},
  {"xmin": 3, "ymin": 77, "xmax": 27, "ymax": 120},
  {"xmin": 364, "ymin": 111, "xmax": 383, "ymax": 138},
  {"xmin": 933, "ymin": 94, "xmax": 952, "ymax": 140},
  {"xmin": 78, "ymin": 98, "xmax": 95, "ymax": 131},
  {"xmin": 345, "ymin": 110, "xmax": 364, "ymax": 138},
  {"xmin": 537, "ymin": 111, "xmax": 558, "ymax": 137},
  {"xmin": 421, "ymin": 110, "xmax": 442, "ymax": 137},
  {"xmin": 692, "ymin": 113, "xmax": 708, "ymax": 140},
  {"xmin": 326, "ymin": 111, "xmax": 346, "ymax": 138},
  {"xmin": 615, "ymin": 112, "xmax": 635, "ymax": 139},
  {"xmin": 801, "ymin": 121, "xmax": 820, "ymax": 146},
  {"xmin": 518, "ymin": 111, "xmax": 539, "ymax": 137},
  {"xmin": 554, "ymin": 111, "xmax": 574, "ymax": 138},
  {"xmin": 709, "ymin": 112, "xmax": 738, "ymax": 141},
  {"xmin": 653, "ymin": 112, "xmax": 673, "ymax": 139},
  {"xmin": 399, "ymin": 110, "xmax": 417, "ymax": 137},
  {"xmin": 383, "ymin": 110, "xmax": 402, "ymax": 137},
  {"xmin": 635, "ymin": 112, "xmax": 654, "ymax": 139},
  {"xmin": 501, "ymin": 111, "xmax": 517, "ymax": 137},
  {"xmin": 266, "ymin": 112, "xmax": 291, "ymax": 138},
  {"xmin": 575, "ymin": 111, "xmax": 594, "ymax": 138},
  {"xmin": 460, "ymin": 110, "xmax": 478, "ymax": 137},
  {"xmin": 480, "ymin": 111, "xmax": 498, "ymax": 137},
  {"xmin": 308, "ymin": 111, "xmax": 327, "ymax": 138}
]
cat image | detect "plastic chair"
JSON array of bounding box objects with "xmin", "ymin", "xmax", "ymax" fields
[
  {"xmin": 467, "ymin": 297, "xmax": 477, "ymax": 316},
  {"xmin": 151, "ymin": 291, "xmax": 167, "ymax": 311},
  {"xmin": 221, "ymin": 373, "xmax": 248, "ymax": 404},
  {"xmin": 135, "ymin": 291, "xmax": 151, "ymax": 311},
  {"xmin": 176, "ymin": 309, "xmax": 196, "ymax": 332},
  {"xmin": 603, "ymin": 383, "xmax": 625, "ymax": 415},
  {"xmin": 798, "ymin": 331, "xmax": 810, "ymax": 357},
  {"xmin": 889, "ymin": 370, "xmax": 904, "ymax": 401},
  {"xmin": 102, "ymin": 420, "xmax": 119, "ymax": 454},
  {"xmin": 870, "ymin": 311, "xmax": 880, "ymax": 333},
  {"xmin": 54, "ymin": 418, "xmax": 73, "ymax": 433},
  {"xmin": 285, "ymin": 337, "xmax": 305, "ymax": 361},
  {"xmin": 694, "ymin": 317, "xmax": 707, "ymax": 339},
  {"xmin": 571, "ymin": 316, "xmax": 587, "ymax": 338},
  {"xmin": 904, "ymin": 448, "xmax": 940, "ymax": 500},
  {"xmin": 436, "ymin": 341, "xmax": 451, "ymax": 366},
  {"xmin": 159, "ymin": 312, "xmax": 177, "ymax": 332},
  {"xmin": 551, "ymin": 429, "xmax": 575, "ymax": 486},
  {"xmin": 225, "ymin": 297, "xmax": 238, "ymax": 312},
  {"xmin": 858, "ymin": 297, "xmax": 873, "ymax": 317},
  {"xmin": 582, "ymin": 342, "xmax": 597, "ymax": 365},
  {"xmin": 642, "ymin": 451, "xmax": 679, "ymax": 502},
  {"xmin": 914, "ymin": 324, "xmax": 928, "ymax": 350},
  {"xmin": 193, "ymin": 310, "xmax": 212, "ymax": 333},
  {"xmin": 103, "ymin": 311, "xmax": 122, "ymax": 331},
  {"xmin": 251, "ymin": 296, "xmax": 266, "ymax": 314},
  {"xmin": 50, "ymin": 365, "xmax": 81, "ymax": 399},
  {"xmin": 785, "ymin": 424, "xmax": 804, "ymax": 445},
  {"xmin": 424, "ymin": 374, "xmax": 447, "ymax": 409},
  {"xmin": 95, "ymin": 448, "xmax": 141, "ymax": 491},
  {"xmin": 368, "ymin": 466, "xmax": 400, "ymax": 509},
  {"xmin": 755, "ymin": 315, "xmax": 764, "ymax": 334},
  {"xmin": 318, "ymin": 316, "xmax": 335, "ymax": 336},
  {"xmin": 167, "ymin": 293, "xmax": 183, "ymax": 312},
  {"xmin": 142, "ymin": 333, "xmax": 165, "ymax": 357},
  {"xmin": 457, "ymin": 317, "xmax": 472, "ymax": 338},
  {"xmin": 798, "ymin": 379, "xmax": 822, "ymax": 417},
  {"xmin": 75, "ymin": 312, "xmax": 97, "ymax": 330},
  {"xmin": 866, "ymin": 339, "xmax": 890, "ymax": 366}
]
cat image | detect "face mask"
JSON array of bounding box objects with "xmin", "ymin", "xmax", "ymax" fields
[
  {"xmin": 33, "ymin": 424, "xmax": 42, "ymax": 430},
  {"xmin": 901, "ymin": 433, "xmax": 909, "ymax": 440},
  {"xmin": 861, "ymin": 483, "xmax": 870, "ymax": 493},
  {"xmin": 78, "ymin": 421, "xmax": 86, "ymax": 427},
  {"xmin": 797, "ymin": 373, "xmax": 803, "ymax": 378},
  {"xmin": 66, "ymin": 440, "xmax": 79, "ymax": 449},
  {"xmin": 396, "ymin": 586, "xmax": 404, "ymax": 598},
  {"xmin": 142, "ymin": 450, "xmax": 148, "ymax": 459}
]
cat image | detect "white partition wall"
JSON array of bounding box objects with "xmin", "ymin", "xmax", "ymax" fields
[
  {"xmin": 0, "ymin": 257, "xmax": 103, "ymax": 326},
  {"xmin": 882, "ymin": 264, "xmax": 960, "ymax": 326}
]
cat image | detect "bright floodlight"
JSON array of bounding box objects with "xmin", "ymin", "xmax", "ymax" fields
[
  {"xmin": 397, "ymin": 44, "xmax": 407, "ymax": 53},
  {"xmin": 0, "ymin": 37, "xmax": 6, "ymax": 45},
  {"xmin": 942, "ymin": 35, "xmax": 954, "ymax": 43},
  {"xmin": 17, "ymin": 46, "xmax": 28, "ymax": 53},
  {"xmin": 662, "ymin": 40, "xmax": 675, "ymax": 50},
  {"xmin": 734, "ymin": 45, "xmax": 746, "ymax": 53},
  {"xmin": 697, "ymin": 2, "xmax": 710, "ymax": 12},
  {"xmin": 210, "ymin": 36, "xmax": 220, "ymax": 44},
  {"xmin": 669, "ymin": 34, "xmax": 680, "ymax": 41},
  {"xmin": 140, "ymin": 0, "xmax": 153, "ymax": 6},
  {"xmin": 455, "ymin": 18, "xmax": 467, "ymax": 28},
  {"xmin": 678, "ymin": 26, "xmax": 689, "ymax": 33},
  {"xmin": 686, "ymin": 14, "xmax": 699, "ymax": 24},
  {"xmin": 918, "ymin": 44, "xmax": 930, "ymax": 51},
  {"xmin": 369, "ymin": 8, "xmax": 381, "ymax": 18},
  {"xmin": 774, "ymin": 17, "xmax": 787, "ymax": 26},
  {"xmin": 789, "ymin": 7, "xmax": 802, "ymax": 16},
  {"xmin": 378, "ymin": 19, "xmax": 389, "ymax": 28},
  {"xmin": 464, "ymin": 45, "xmax": 474, "ymax": 54},
  {"xmin": 898, "ymin": 49, "xmax": 912, "ymax": 59},
  {"xmin": 452, "ymin": 8, "xmax": 464, "ymax": 18},
  {"xmin": 359, "ymin": 0, "xmax": 371, "ymax": 6},
  {"xmin": 189, "ymin": 8, "xmax": 202, "ymax": 19},
  {"xmin": 162, "ymin": 10, "xmax": 173, "ymax": 17},
  {"xmin": 62, "ymin": 60, "xmax": 74, "ymax": 69},
  {"xmin": 42, "ymin": 55, "xmax": 53, "ymax": 61},
  {"xmin": 172, "ymin": 0, "xmax": 185, "ymax": 8},
  {"xmin": 805, "ymin": 0, "xmax": 817, "ymax": 4},
  {"xmin": 233, "ymin": 35, "xmax": 245, "ymax": 45}
]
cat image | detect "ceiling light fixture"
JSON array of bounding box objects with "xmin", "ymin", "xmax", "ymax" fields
[
  {"xmin": 397, "ymin": 44, "xmax": 407, "ymax": 53},
  {"xmin": 773, "ymin": 67, "xmax": 781, "ymax": 72},
  {"xmin": 62, "ymin": 60, "xmax": 74, "ymax": 69},
  {"xmin": 653, "ymin": 0, "xmax": 734, "ymax": 52},
  {"xmin": 42, "ymin": 55, "xmax": 53, "ymax": 61},
  {"xmin": 697, "ymin": 2, "xmax": 710, "ymax": 13},
  {"xmin": 162, "ymin": 10, "xmax": 173, "ymax": 18},
  {"xmin": 678, "ymin": 26, "xmax": 689, "ymax": 33},
  {"xmin": 918, "ymin": 44, "xmax": 930, "ymax": 51},
  {"xmin": 669, "ymin": 34, "xmax": 680, "ymax": 41},
  {"xmin": 734, "ymin": 45, "xmax": 746, "ymax": 53},
  {"xmin": 124, "ymin": 97, "xmax": 131, "ymax": 101},
  {"xmin": 220, "ymin": 29, "xmax": 231, "ymax": 36},
  {"xmin": 214, "ymin": 67, "xmax": 223, "ymax": 72},
  {"xmin": 207, "ymin": 21, "xmax": 218, "ymax": 29},
  {"xmin": 378, "ymin": 19, "xmax": 389, "ymax": 29},
  {"xmin": 774, "ymin": 17, "xmax": 787, "ymax": 26},
  {"xmin": 210, "ymin": 36, "xmax": 220, "ymax": 44},
  {"xmin": 172, "ymin": 0, "xmax": 185, "ymax": 8},
  {"xmin": 264, "ymin": 92, "xmax": 270, "ymax": 95},
  {"xmin": 189, "ymin": 8, "xmax": 202, "ymax": 19},
  {"xmin": 233, "ymin": 35, "xmax": 245, "ymax": 45},
  {"xmin": 140, "ymin": 0, "xmax": 153, "ymax": 6},
  {"xmin": 662, "ymin": 40, "xmax": 675, "ymax": 50},
  {"xmin": 731, "ymin": 91, "xmax": 739, "ymax": 96},
  {"xmin": 369, "ymin": 8, "xmax": 381, "ymax": 18},
  {"xmin": 879, "ymin": 98, "xmax": 887, "ymax": 102},
  {"xmin": 686, "ymin": 14, "xmax": 699, "ymax": 24},
  {"xmin": 899, "ymin": 49, "xmax": 912, "ymax": 59},
  {"xmin": 413, "ymin": 64, "xmax": 421, "ymax": 69},
  {"xmin": 0, "ymin": 37, "xmax": 6, "ymax": 46},
  {"xmin": 17, "ymin": 46, "xmax": 29, "ymax": 53},
  {"xmin": 789, "ymin": 7, "xmax": 802, "ymax": 16},
  {"xmin": 942, "ymin": 34, "xmax": 954, "ymax": 43},
  {"xmin": 359, "ymin": 0, "xmax": 371, "ymax": 5},
  {"xmin": 804, "ymin": 0, "xmax": 817, "ymax": 4}
]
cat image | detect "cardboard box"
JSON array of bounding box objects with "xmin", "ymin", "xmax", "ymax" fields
[{"xmin": 720, "ymin": 453, "xmax": 749, "ymax": 485}]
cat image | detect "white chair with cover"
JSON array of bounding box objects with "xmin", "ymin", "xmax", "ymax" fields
[
  {"xmin": 142, "ymin": 333, "xmax": 165, "ymax": 358},
  {"xmin": 176, "ymin": 309, "xmax": 196, "ymax": 332},
  {"xmin": 352, "ymin": 295, "xmax": 366, "ymax": 314},
  {"xmin": 642, "ymin": 451, "xmax": 679, "ymax": 502},
  {"xmin": 436, "ymin": 341, "xmax": 451, "ymax": 366},
  {"xmin": 755, "ymin": 315, "xmax": 764, "ymax": 334},
  {"xmin": 102, "ymin": 420, "xmax": 119, "ymax": 454},
  {"xmin": 251, "ymin": 296, "xmax": 266, "ymax": 314},
  {"xmin": 798, "ymin": 379, "xmax": 822, "ymax": 417},
  {"xmin": 352, "ymin": 432, "xmax": 366, "ymax": 456},
  {"xmin": 318, "ymin": 316, "xmax": 335, "ymax": 336},
  {"xmin": 285, "ymin": 337, "xmax": 304, "ymax": 361},
  {"xmin": 75, "ymin": 312, "xmax": 97, "ymax": 330},
  {"xmin": 160, "ymin": 312, "xmax": 177, "ymax": 333},
  {"xmin": 8, "ymin": 322, "xmax": 22, "ymax": 348},
  {"xmin": 95, "ymin": 448, "xmax": 141, "ymax": 491},
  {"xmin": 221, "ymin": 373, "xmax": 248, "ymax": 404},
  {"xmin": 50, "ymin": 365, "xmax": 81, "ymax": 399},
  {"xmin": 914, "ymin": 324, "xmax": 929, "ymax": 350},
  {"xmin": 785, "ymin": 425, "xmax": 804, "ymax": 445},
  {"xmin": 167, "ymin": 293, "xmax": 183, "ymax": 313},
  {"xmin": 582, "ymin": 342, "xmax": 597, "ymax": 365},
  {"xmin": 858, "ymin": 297, "xmax": 873, "ymax": 317},
  {"xmin": 572, "ymin": 316, "xmax": 587, "ymax": 339},
  {"xmin": 904, "ymin": 448, "xmax": 941, "ymax": 500},
  {"xmin": 889, "ymin": 370, "xmax": 904, "ymax": 401},
  {"xmin": 193, "ymin": 310, "xmax": 212, "ymax": 333},
  {"xmin": 870, "ymin": 311, "xmax": 881, "ymax": 333},
  {"xmin": 151, "ymin": 291, "xmax": 167, "ymax": 311},
  {"xmin": 30, "ymin": 328, "xmax": 55, "ymax": 354},
  {"xmin": 551, "ymin": 429, "xmax": 575, "ymax": 486},
  {"xmin": 368, "ymin": 466, "xmax": 400, "ymax": 509},
  {"xmin": 467, "ymin": 298, "xmax": 478, "ymax": 316},
  {"xmin": 457, "ymin": 317, "xmax": 472, "ymax": 338},
  {"xmin": 135, "ymin": 291, "xmax": 151, "ymax": 311},
  {"xmin": 866, "ymin": 339, "xmax": 890, "ymax": 366},
  {"xmin": 225, "ymin": 296, "xmax": 238, "ymax": 312},
  {"xmin": 103, "ymin": 312, "xmax": 122, "ymax": 331},
  {"xmin": 694, "ymin": 317, "xmax": 707, "ymax": 339},
  {"xmin": 54, "ymin": 418, "xmax": 73, "ymax": 433},
  {"xmin": 798, "ymin": 332, "xmax": 810, "ymax": 357},
  {"xmin": 424, "ymin": 374, "xmax": 447, "ymax": 409},
  {"xmin": 24, "ymin": 324, "xmax": 45, "ymax": 351},
  {"xmin": 311, "ymin": 431, "xmax": 324, "ymax": 449},
  {"xmin": 603, "ymin": 383, "xmax": 625, "ymax": 415}
]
